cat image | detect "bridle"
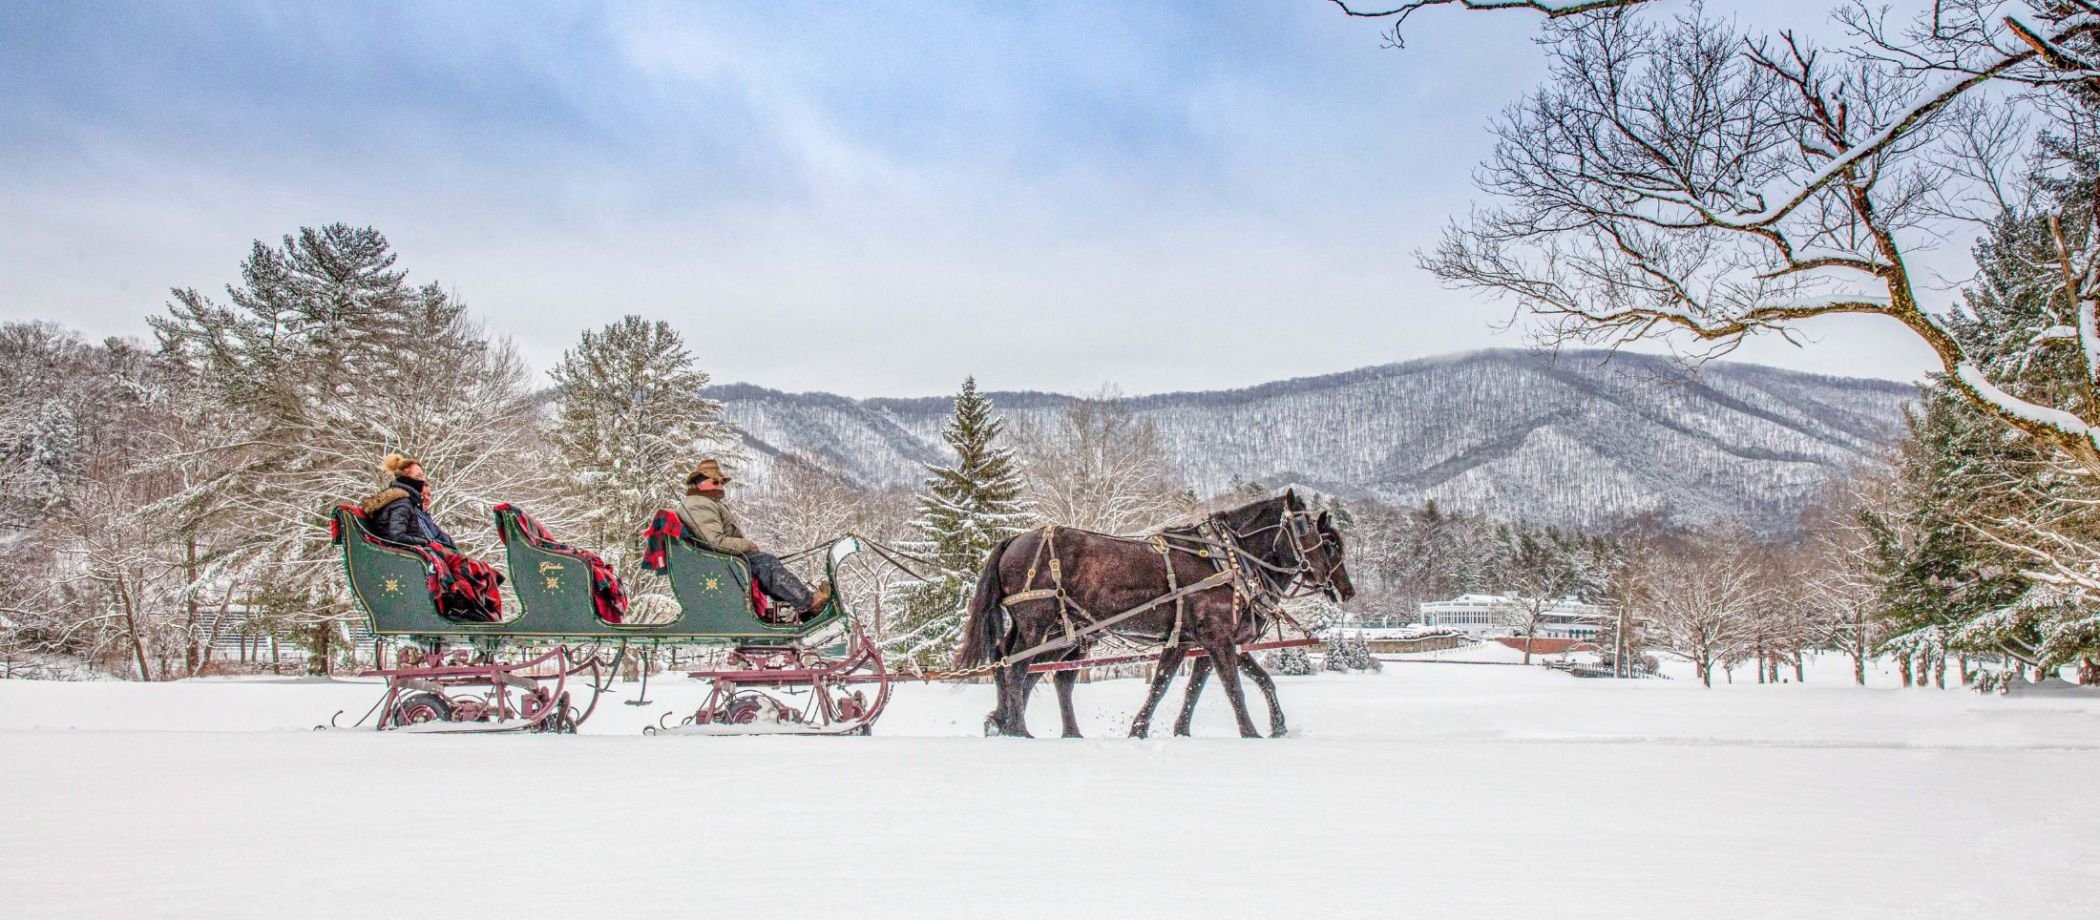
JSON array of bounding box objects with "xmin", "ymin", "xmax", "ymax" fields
[{"xmin": 1209, "ymin": 504, "xmax": 1345, "ymax": 603}]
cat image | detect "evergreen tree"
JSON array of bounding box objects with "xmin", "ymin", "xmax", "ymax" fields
[
  {"xmin": 547, "ymin": 316, "xmax": 736, "ymax": 580},
  {"xmin": 1869, "ymin": 390, "xmax": 2034, "ymax": 679},
  {"xmin": 885, "ymin": 377, "xmax": 1030, "ymax": 666},
  {"xmin": 148, "ymin": 225, "xmax": 551, "ymax": 671},
  {"xmin": 1862, "ymin": 148, "xmax": 2100, "ymax": 679}
]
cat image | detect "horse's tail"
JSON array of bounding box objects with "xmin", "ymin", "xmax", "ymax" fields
[{"xmin": 956, "ymin": 535, "xmax": 1019, "ymax": 669}]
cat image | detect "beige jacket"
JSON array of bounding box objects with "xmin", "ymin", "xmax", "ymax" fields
[{"xmin": 677, "ymin": 492, "xmax": 758, "ymax": 555}]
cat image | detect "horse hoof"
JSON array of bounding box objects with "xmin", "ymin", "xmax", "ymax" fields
[
  {"xmin": 1061, "ymin": 731, "xmax": 1083, "ymax": 739},
  {"xmin": 1270, "ymin": 729, "xmax": 1289, "ymax": 739}
]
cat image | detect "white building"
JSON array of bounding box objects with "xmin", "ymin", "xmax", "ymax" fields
[{"xmin": 1417, "ymin": 594, "xmax": 1608, "ymax": 641}]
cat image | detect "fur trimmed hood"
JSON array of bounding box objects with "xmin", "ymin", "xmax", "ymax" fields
[{"xmin": 361, "ymin": 486, "xmax": 414, "ymax": 516}]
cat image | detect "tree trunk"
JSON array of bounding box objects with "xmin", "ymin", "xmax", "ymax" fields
[
  {"xmin": 1699, "ymin": 660, "xmax": 1712, "ymax": 688},
  {"xmin": 183, "ymin": 537, "xmax": 202, "ymax": 677},
  {"xmin": 114, "ymin": 573, "xmax": 152, "ymax": 682},
  {"xmin": 1794, "ymin": 654, "xmax": 1805, "ymax": 683},
  {"xmin": 270, "ymin": 634, "xmax": 281, "ymax": 675},
  {"xmin": 1932, "ymin": 654, "xmax": 1947, "ymax": 689},
  {"xmin": 1959, "ymin": 654, "xmax": 1972, "ymax": 686}
]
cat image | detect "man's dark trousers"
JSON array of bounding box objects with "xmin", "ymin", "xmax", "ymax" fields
[{"xmin": 743, "ymin": 551, "xmax": 814, "ymax": 610}]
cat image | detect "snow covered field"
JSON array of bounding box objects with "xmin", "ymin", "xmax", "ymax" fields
[{"xmin": 4, "ymin": 657, "xmax": 2097, "ymax": 919}]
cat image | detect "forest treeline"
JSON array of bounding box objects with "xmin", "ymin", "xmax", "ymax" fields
[{"xmin": 1, "ymin": 216, "xmax": 2094, "ymax": 685}]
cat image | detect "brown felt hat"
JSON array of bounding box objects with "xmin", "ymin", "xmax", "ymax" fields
[{"xmin": 687, "ymin": 458, "xmax": 732, "ymax": 486}]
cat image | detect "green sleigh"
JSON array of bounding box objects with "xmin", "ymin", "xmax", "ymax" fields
[{"xmin": 326, "ymin": 504, "xmax": 886, "ymax": 735}]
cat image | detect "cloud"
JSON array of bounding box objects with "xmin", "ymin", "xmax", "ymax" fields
[{"xmin": 0, "ymin": 0, "xmax": 1940, "ymax": 396}]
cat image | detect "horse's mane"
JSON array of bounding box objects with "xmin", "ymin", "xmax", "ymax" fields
[{"xmin": 1208, "ymin": 490, "xmax": 1299, "ymax": 533}]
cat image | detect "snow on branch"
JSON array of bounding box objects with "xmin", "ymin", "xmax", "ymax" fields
[
  {"xmin": 1328, "ymin": 0, "xmax": 1657, "ymax": 46},
  {"xmin": 1330, "ymin": 0, "xmax": 1653, "ymax": 22}
]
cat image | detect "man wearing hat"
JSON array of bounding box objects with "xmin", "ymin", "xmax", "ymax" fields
[{"xmin": 678, "ymin": 458, "xmax": 832, "ymax": 620}]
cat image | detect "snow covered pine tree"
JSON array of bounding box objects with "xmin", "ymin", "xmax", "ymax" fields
[
  {"xmin": 547, "ymin": 315, "xmax": 739, "ymax": 587},
  {"xmin": 884, "ymin": 378, "xmax": 1031, "ymax": 668}
]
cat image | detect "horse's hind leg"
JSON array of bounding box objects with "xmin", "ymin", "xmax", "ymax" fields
[
  {"xmin": 1210, "ymin": 648, "xmax": 1263, "ymax": 738},
  {"xmin": 1054, "ymin": 666, "xmax": 1082, "ymax": 738},
  {"xmin": 1007, "ymin": 662, "xmax": 1043, "ymax": 737},
  {"xmin": 987, "ymin": 660, "xmax": 1037, "ymax": 737},
  {"xmin": 1172, "ymin": 656, "xmax": 1213, "ymax": 736},
  {"xmin": 984, "ymin": 664, "xmax": 1010, "ymax": 736},
  {"xmin": 1129, "ymin": 647, "xmax": 1187, "ymax": 738},
  {"xmin": 1240, "ymin": 656, "xmax": 1287, "ymax": 738}
]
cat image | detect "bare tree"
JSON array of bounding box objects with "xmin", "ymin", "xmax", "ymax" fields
[
  {"xmin": 1399, "ymin": 2, "xmax": 2100, "ymax": 456},
  {"xmin": 1489, "ymin": 528, "xmax": 1586, "ymax": 664},
  {"xmin": 1625, "ymin": 530, "xmax": 1768, "ymax": 686},
  {"xmin": 1797, "ymin": 465, "xmax": 1903, "ymax": 685},
  {"xmin": 1011, "ymin": 388, "xmax": 1193, "ymax": 534}
]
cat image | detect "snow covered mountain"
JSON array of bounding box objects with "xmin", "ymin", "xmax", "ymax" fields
[{"xmin": 707, "ymin": 349, "xmax": 1916, "ymax": 532}]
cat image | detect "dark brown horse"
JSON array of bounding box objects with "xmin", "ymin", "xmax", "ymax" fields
[{"xmin": 956, "ymin": 491, "xmax": 1354, "ymax": 738}]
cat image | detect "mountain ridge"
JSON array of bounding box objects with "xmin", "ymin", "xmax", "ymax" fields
[{"xmin": 706, "ymin": 349, "xmax": 1917, "ymax": 532}]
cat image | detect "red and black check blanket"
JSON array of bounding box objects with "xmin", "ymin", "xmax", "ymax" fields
[
  {"xmin": 640, "ymin": 510, "xmax": 684, "ymax": 574},
  {"xmin": 495, "ymin": 504, "xmax": 629, "ymax": 624},
  {"xmin": 422, "ymin": 544, "xmax": 505, "ymax": 623},
  {"xmin": 333, "ymin": 504, "xmax": 503, "ymax": 623}
]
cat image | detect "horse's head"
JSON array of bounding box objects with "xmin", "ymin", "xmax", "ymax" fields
[
  {"xmin": 1220, "ymin": 489, "xmax": 1355, "ymax": 603},
  {"xmin": 1305, "ymin": 509, "xmax": 1355, "ymax": 603}
]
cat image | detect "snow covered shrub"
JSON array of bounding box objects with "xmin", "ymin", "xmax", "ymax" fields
[
  {"xmin": 1970, "ymin": 668, "xmax": 2023, "ymax": 695},
  {"xmin": 1263, "ymin": 645, "xmax": 1316, "ymax": 676},
  {"xmin": 1323, "ymin": 637, "xmax": 1381, "ymax": 673}
]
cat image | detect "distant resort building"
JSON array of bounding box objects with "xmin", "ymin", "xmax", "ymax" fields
[{"xmin": 1417, "ymin": 594, "xmax": 1608, "ymax": 641}]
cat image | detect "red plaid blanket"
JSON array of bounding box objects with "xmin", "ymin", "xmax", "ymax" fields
[
  {"xmin": 640, "ymin": 510, "xmax": 683, "ymax": 573},
  {"xmin": 333, "ymin": 505, "xmax": 502, "ymax": 622},
  {"xmin": 496, "ymin": 504, "xmax": 628, "ymax": 624},
  {"xmin": 422, "ymin": 544, "xmax": 504, "ymax": 623}
]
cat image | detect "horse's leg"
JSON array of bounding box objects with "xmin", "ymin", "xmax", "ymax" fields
[
  {"xmin": 1210, "ymin": 647, "xmax": 1262, "ymax": 738},
  {"xmin": 1054, "ymin": 665, "xmax": 1082, "ymax": 738},
  {"xmin": 1129, "ymin": 647, "xmax": 1187, "ymax": 738},
  {"xmin": 985, "ymin": 661, "xmax": 1011, "ymax": 736},
  {"xmin": 1172, "ymin": 656, "xmax": 1213, "ymax": 736},
  {"xmin": 991, "ymin": 660, "xmax": 1036, "ymax": 737},
  {"xmin": 1240, "ymin": 655, "xmax": 1287, "ymax": 738}
]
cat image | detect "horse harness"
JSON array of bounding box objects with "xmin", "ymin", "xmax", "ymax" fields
[{"xmin": 991, "ymin": 508, "xmax": 1330, "ymax": 666}]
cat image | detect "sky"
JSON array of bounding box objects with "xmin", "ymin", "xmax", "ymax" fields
[{"xmin": 0, "ymin": 0, "xmax": 1945, "ymax": 397}]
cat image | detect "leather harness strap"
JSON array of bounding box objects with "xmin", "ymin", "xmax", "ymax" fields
[
  {"xmin": 1151, "ymin": 534, "xmax": 1186, "ymax": 649},
  {"xmin": 990, "ymin": 507, "xmax": 1333, "ymax": 665}
]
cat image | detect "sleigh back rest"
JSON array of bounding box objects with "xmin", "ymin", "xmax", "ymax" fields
[
  {"xmin": 493, "ymin": 504, "xmax": 664, "ymax": 635},
  {"xmin": 329, "ymin": 505, "xmax": 499, "ymax": 638},
  {"xmin": 650, "ymin": 513, "xmax": 845, "ymax": 645}
]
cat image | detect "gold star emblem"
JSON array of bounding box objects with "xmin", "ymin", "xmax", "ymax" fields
[
  {"xmin": 703, "ymin": 576, "xmax": 720, "ymax": 591},
  {"xmin": 381, "ymin": 577, "xmax": 401, "ymax": 594},
  {"xmin": 544, "ymin": 576, "xmax": 561, "ymax": 590}
]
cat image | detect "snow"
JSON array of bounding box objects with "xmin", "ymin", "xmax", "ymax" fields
[
  {"xmin": 4, "ymin": 661, "xmax": 2098, "ymax": 918},
  {"xmin": 1954, "ymin": 361, "xmax": 2097, "ymax": 444}
]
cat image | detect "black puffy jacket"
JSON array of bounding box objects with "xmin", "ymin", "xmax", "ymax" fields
[{"xmin": 361, "ymin": 477, "xmax": 457, "ymax": 549}]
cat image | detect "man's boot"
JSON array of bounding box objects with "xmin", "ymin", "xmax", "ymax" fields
[{"xmin": 803, "ymin": 580, "xmax": 834, "ymax": 619}]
